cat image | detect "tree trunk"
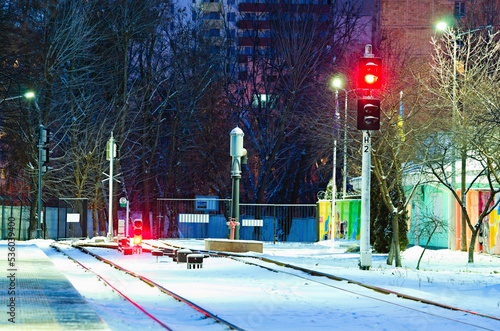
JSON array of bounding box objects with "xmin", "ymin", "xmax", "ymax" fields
[
  {"xmin": 416, "ymin": 224, "xmax": 438, "ymax": 270},
  {"xmin": 386, "ymin": 213, "xmax": 402, "ymax": 267},
  {"xmin": 386, "ymin": 241, "xmax": 394, "ymax": 265},
  {"xmin": 92, "ymin": 200, "xmax": 99, "ymax": 237},
  {"xmin": 468, "ymin": 228, "xmax": 478, "ymax": 263},
  {"xmin": 460, "ymin": 149, "xmax": 467, "ymax": 251}
]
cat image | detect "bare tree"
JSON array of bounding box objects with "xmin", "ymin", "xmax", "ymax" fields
[
  {"xmin": 414, "ymin": 211, "xmax": 448, "ymax": 270},
  {"xmin": 427, "ymin": 25, "xmax": 500, "ymax": 262},
  {"xmin": 229, "ymin": 0, "xmax": 365, "ymax": 205}
]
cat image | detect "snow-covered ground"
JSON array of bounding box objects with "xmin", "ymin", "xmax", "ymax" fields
[{"xmin": 27, "ymin": 239, "xmax": 500, "ymax": 330}]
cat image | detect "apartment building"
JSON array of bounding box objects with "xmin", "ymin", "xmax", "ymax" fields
[{"xmin": 378, "ymin": 0, "xmax": 497, "ymax": 56}]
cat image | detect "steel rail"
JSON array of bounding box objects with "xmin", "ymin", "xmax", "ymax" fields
[
  {"xmin": 51, "ymin": 243, "xmax": 173, "ymax": 330},
  {"xmin": 74, "ymin": 244, "xmax": 244, "ymax": 331},
  {"xmin": 153, "ymin": 241, "xmax": 500, "ymax": 325}
]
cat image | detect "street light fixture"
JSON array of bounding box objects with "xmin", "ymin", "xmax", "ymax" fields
[{"xmin": 0, "ymin": 91, "xmax": 35, "ymax": 103}]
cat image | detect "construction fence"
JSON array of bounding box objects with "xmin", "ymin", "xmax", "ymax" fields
[
  {"xmin": 156, "ymin": 198, "xmax": 318, "ymax": 243},
  {"xmin": 1, "ymin": 195, "xmax": 362, "ymax": 244}
]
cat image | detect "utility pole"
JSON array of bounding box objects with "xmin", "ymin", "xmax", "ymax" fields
[
  {"xmin": 106, "ymin": 133, "xmax": 116, "ymax": 242},
  {"xmin": 37, "ymin": 124, "xmax": 49, "ymax": 239},
  {"xmin": 357, "ymin": 44, "xmax": 382, "ymax": 270},
  {"xmin": 359, "ymin": 131, "xmax": 372, "ymax": 269}
]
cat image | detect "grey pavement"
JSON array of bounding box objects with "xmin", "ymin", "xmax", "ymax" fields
[{"xmin": 1, "ymin": 243, "xmax": 109, "ymax": 330}]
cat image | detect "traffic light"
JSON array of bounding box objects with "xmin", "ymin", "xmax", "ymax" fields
[
  {"xmin": 357, "ymin": 98, "xmax": 380, "ymax": 130},
  {"xmin": 39, "ymin": 126, "xmax": 51, "ymax": 173},
  {"xmin": 358, "ymin": 57, "xmax": 382, "ymax": 89},
  {"xmin": 133, "ymin": 219, "xmax": 143, "ymax": 245}
]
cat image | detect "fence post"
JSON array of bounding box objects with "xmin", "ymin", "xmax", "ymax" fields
[
  {"xmin": 273, "ymin": 205, "xmax": 276, "ymax": 244},
  {"xmin": 0, "ymin": 196, "xmax": 4, "ymax": 239},
  {"xmin": 16, "ymin": 197, "xmax": 23, "ymax": 240}
]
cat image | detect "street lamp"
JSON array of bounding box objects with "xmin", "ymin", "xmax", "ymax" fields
[
  {"xmin": 436, "ymin": 22, "xmax": 492, "ymax": 251},
  {"xmin": 331, "ymin": 78, "xmax": 352, "ymax": 199},
  {"xmin": 0, "ymin": 91, "xmax": 35, "ymax": 104},
  {"xmin": 0, "ymin": 91, "xmax": 43, "ymax": 238},
  {"xmin": 330, "ymin": 78, "xmax": 341, "ymax": 242}
]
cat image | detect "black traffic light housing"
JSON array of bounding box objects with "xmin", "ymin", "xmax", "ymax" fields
[
  {"xmin": 39, "ymin": 126, "xmax": 51, "ymax": 173},
  {"xmin": 357, "ymin": 98, "xmax": 380, "ymax": 130},
  {"xmin": 358, "ymin": 57, "xmax": 382, "ymax": 90}
]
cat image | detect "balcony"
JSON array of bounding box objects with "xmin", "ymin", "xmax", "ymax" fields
[
  {"xmin": 238, "ymin": 36, "xmax": 271, "ymax": 47},
  {"xmin": 203, "ymin": 19, "xmax": 224, "ymax": 30},
  {"xmin": 201, "ymin": 2, "xmax": 222, "ymax": 12},
  {"xmin": 237, "ymin": 20, "xmax": 270, "ymax": 30}
]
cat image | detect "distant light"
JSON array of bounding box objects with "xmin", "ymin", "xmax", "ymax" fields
[
  {"xmin": 24, "ymin": 92, "xmax": 35, "ymax": 99},
  {"xmin": 436, "ymin": 22, "xmax": 448, "ymax": 31},
  {"xmin": 332, "ymin": 78, "xmax": 342, "ymax": 89}
]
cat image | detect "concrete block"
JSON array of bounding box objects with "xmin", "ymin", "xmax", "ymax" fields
[{"xmin": 204, "ymin": 239, "xmax": 263, "ymax": 253}]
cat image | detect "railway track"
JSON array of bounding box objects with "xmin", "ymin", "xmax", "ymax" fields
[
  {"xmin": 51, "ymin": 242, "xmax": 243, "ymax": 331},
  {"xmin": 55, "ymin": 240, "xmax": 500, "ymax": 331},
  {"xmin": 149, "ymin": 241, "xmax": 500, "ymax": 330}
]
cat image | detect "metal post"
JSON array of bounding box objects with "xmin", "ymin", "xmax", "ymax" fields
[
  {"xmin": 229, "ymin": 127, "xmax": 244, "ymax": 240},
  {"xmin": 450, "ymin": 34, "xmax": 457, "ymax": 251},
  {"xmin": 343, "ymin": 91, "xmax": 348, "ymax": 199},
  {"xmin": 16, "ymin": 196, "xmax": 23, "ymax": 240},
  {"xmin": 107, "ymin": 133, "xmax": 115, "ymax": 242},
  {"xmin": 126, "ymin": 199, "xmax": 130, "ymax": 238},
  {"xmin": 231, "ymin": 172, "xmax": 240, "ymax": 239},
  {"xmin": 37, "ymin": 124, "xmax": 44, "ymax": 238},
  {"xmin": 360, "ymin": 130, "xmax": 372, "ymax": 269},
  {"xmin": 331, "ymin": 90, "xmax": 339, "ymax": 242},
  {"xmin": 359, "ymin": 44, "xmax": 373, "ymax": 270}
]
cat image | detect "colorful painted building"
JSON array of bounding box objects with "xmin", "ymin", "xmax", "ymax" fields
[
  {"xmin": 318, "ymin": 199, "xmax": 361, "ymax": 241},
  {"xmin": 407, "ymin": 184, "xmax": 500, "ymax": 255}
]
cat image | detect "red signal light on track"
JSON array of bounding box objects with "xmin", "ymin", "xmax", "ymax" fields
[
  {"xmin": 133, "ymin": 219, "xmax": 143, "ymax": 246},
  {"xmin": 364, "ymin": 74, "xmax": 377, "ymax": 85},
  {"xmin": 358, "ymin": 57, "xmax": 382, "ymax": 90}
]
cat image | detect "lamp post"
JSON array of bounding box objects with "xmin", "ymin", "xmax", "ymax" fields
[
  {"xmin": 1, "ymin": 92, "xmax": 41, "ymax": 237},
  {"xmin": 332, "ymin": 87, "xmax": 338, "ymax": 241},
  {"xmin": 436, "ymin": 22, "xmax": 492, "ymax": 251},
  {"xmin": 32, "ymin": 98, "xmax": 46, "ymax": 239},
  {"xmin": 332, "ymin": 78, "xmax": 353, "ymax": 200}
]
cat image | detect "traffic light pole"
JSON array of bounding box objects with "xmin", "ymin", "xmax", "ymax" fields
[{"xmin": 360, "ymin": 130, "xmax": 372, "ymax": 270}]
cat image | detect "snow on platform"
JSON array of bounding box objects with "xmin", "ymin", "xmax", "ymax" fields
[{"xmin": 0, "ymin": 243, "xmax": 109, "ymax": 330}]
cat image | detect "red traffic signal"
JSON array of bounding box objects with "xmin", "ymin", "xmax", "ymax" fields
[
  {"xmin": 133, "ymin": 219, "xmax": 143, "ymax": 245},
  {"xmin": 358, "ymin": 57, "xmax": 382, "ymax": 89},
  {"xmin": 357, "ymin": 98, "xmax": 380, "ymax": 130}
]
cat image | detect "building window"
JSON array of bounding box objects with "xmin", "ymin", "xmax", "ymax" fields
[
  {"xmin": 252, "ymin": 94, "xmax": 275, "ymax": 109},
  {"xmin": 206, "ymin": 12, "xmax": 220, "ymax": 19},
  {"xmin": 454, "ymin": 2, "xmax": 465, "ymax": 17},
  {"xmin": 227, "ymin": 12, "xmax": 236, "ymax": 22},
  {"xmin": 242, "ymin": 47, "xmax": 253, "ymax": 55},
  {"xmin": 209, "ymin": 29, "xmax": 220, "ymax": 37}
]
